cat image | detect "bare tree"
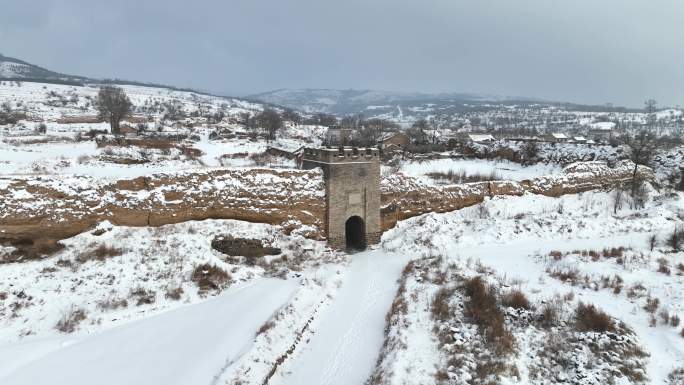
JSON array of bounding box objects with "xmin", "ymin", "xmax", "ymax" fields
[
  {"xmin": 256, "ymin": 108, "xmax": 282, "ymax": 143},
  {"xmin": 409, "ymin": 119, "xmax": 429, "ymax": 144},
  {"xmin": 644, "ymin": 99, "xmax": 657, "ymax": 131},
  {"xmin": 96, "ymin": 86, "xmax": 132, "ymax": 135},
  {"xmin": 313, "ymin": 113, "xmax": 337, "ymax": 127},
  {"xmin": 281, "ymin": 109, "xmax": 301, "ymax": 125},
  {"xmin": 625, "ymin": 130, "xmax": 656, "ymax": 184},
  {"xmin": 354, "ymin": 118, "xmax": 393, "ymax": 147},
  {"xmin": 521, "ymin": 141, "xmax": 539, "ymax": 165}
]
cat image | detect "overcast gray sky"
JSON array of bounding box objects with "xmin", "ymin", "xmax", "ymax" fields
[{"xmin": 1, "ymin": 0, "xmax": 682, "ymax": 107}]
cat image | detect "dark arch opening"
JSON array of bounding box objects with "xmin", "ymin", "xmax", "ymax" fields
[{"xmin": 345, "ymin": 216, "xmax": 366, "ymax": 251}]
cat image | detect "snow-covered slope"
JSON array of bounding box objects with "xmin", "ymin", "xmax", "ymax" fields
[{"xmin": 0, "ymin": 54, "xmax": 85, "ymax": 82}]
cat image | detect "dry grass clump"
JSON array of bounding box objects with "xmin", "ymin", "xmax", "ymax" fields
[
  {"xmin": 191, "ymin": 263, "xmax": 232, "ymax": 293},
  {"xmin": 55, "ymin": 306, "xmax": 87, "ymax": 333},
  {"xmin": 165, "ymin": 286, "xmax": 184, "ymax": 301},
  {"xmin": 130, "ymin": 287, "xmax": 156, "ymax": 306},
  {"xmin": 386, "ymin": 264, "xmax": 412, "ymax": 326},
  {"xmin": 501, "ymin": 289, "xmax": 532, "ymax": 310},
  {"xmin": 257, "ymin": 319, "xmax": 275, "ymax": 336},
  {"xmin": 2, "ymin": 241, "xmax": 65, "ymax": 264},
  {"xmin": 539, "ymin": 300, "xmax": 561, "ymax": 329},
  {"xmin": 548, "ymin": 250, "xmax": 563, "ymax": 260},
  {"xmin": 547, "ymin": 267, "xmax": 580, "ymax": 283},
  {"xmin": 669, "ymin": 368, "xmax": 684, "ymax": 383},
  {"xmin": 657, "ymin": 258, "xmax": 671, "ymax": 275},
  {"xmin": 431, "ymin": 286, "xmax": 455, "ymax": 321},
  {"xmin": 575, "ymin": 302, "xmax": 614, "ymax": 333},
  {"xmin": 462, "ymin": 276, "xmax": 514, "ymax": 355},
  {"xmin": 643, "ymin": 297, "xmax": 660, "ymax": 314},
  {"xmin": 97, "ymin": 296, "xmax": 128, "ymax": 311},
  {"xmin": 76, "ymin": 244, "xmax": 123, "ymax": 263}
]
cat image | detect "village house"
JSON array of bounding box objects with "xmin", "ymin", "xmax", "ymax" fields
[
  {"xmin": 544, "ymin": 132, "xmax": 569, "ymax": 143},
  {"xmin": 325, "ymin": 126, "xmax": 354, "ymax": 145},
  {"xmin": 377, "ymin": 132, "xmax": 410, "ymax": 151},
  {"xmin": 467, "ymin": 133, "xmax": 496, "ymax": 143},
  {"xmin": 588, "ymin": 122, "xmax": 615, "ymax": 142}
]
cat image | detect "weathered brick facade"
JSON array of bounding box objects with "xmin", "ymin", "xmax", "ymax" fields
[{"xmin": 302, "ymin": 147, "xmax": 382, "ymax": 250}]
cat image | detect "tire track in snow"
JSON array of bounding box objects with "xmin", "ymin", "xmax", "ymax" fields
[{"xmin": 279, "ymin": 250, "xmax": 409, "ymax": 385}]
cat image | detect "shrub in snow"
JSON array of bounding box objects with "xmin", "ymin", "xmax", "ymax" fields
[
  {"xmin": 462, "ymin": 276, "xmax": 515, "ymax": 355},
  {"xmin": 643, "ymin": 297, "xmax": 660, "ymax": 314},
  {"xmin": 191, "ymin": 263, "xmax": 231, "ymax": 293},
  {"xmin": 130, "ymin": 287, "xmax": 156, "ymax": 306},
  {"xmin": 501, "ymin": 289, "xmax": 532, "ymax": 310},
  {"xmin": 574, "ymin": 302, "xmax": 614, "ymax": 333},
  {"xmin": 55, "ymin": 306, "xmax": 87, "ymax": 333},
  {"xmin": 97, "ymin": 297, "xmax": 128, "ymax": 311},
  {"xmin": 76, "ymin": 244, "xmax": 123, "ymax": 264},
  {"xmin": 667, "ymin": 227, "xmax": 684, "ymax": 251},
  {"xmin": 164, "ymin": 286, "xmax": 184, "ymax": 301}
]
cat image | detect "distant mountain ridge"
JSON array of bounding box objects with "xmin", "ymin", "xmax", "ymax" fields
[
  {"xmin": 0, "ymin": 53, "xmax": 87, "ymax": 84},
  {"xmin": 249, "ymin": 88, "xmax": 544, "ymax": 115},
  {"xmin": 0, "ymin": 54, "xmax": 213, "ymax": 95}
]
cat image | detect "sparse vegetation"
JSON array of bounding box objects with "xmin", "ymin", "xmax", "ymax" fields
[
  {"xmin": 575, "ymin": 302, "xmax": 614, "ymax": 332},
  {"xmin": 97, "ymin": 297, "xmax": 128, "ymax": 311},
  {"xmin": 501, "ymin": 289, "xmax": 532, "ymax": 310},
  {"xmin": 539, "ymin": 300, "xmax": 561, "ymax": 329},
  {"xmin": 667, "ymin": 227, "xmax": 684, "ymax": 251},
  {"xmin": 165, "ymin": 286, "xmax": 184, "ymax": 301},
  {"xmin": 76, "ymin": 244, "xmax": 123, "ymax": 263},
  {"xmin": 462, "ymin": 276, "xmax": 515, "ymax": 355},
  {"xmin": 644, "ymin": 297, "xmax": 660, "ymax": 314},
  {"xmin": 130, "ymin": 287, "xmax": 156, "ymax": 306},
  {"xmin": 55, "ymin": 306, "xmax": 87, "ymax": 333},
  {"xmin": 191, "ymin": 263, "xmax": 231, "ymax": 293}
]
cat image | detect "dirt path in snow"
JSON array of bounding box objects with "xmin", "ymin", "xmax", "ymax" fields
[{"xmin": 277, "ymin": 249, "xmax": 409, "ymax": 385}]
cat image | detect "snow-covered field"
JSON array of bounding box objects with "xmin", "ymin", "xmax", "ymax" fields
[
  {"xmin": 1, "ymin": 187, "xmax": 682, "ymax": 384},
  {"xmin": 2, "ymin": 80, "xmax": 683, "ymax": 385},
  {"xmin": 398, "ymin": 158, "xmax": 561, "ymax": 184},
  {"xmin": 0, "ymin": 82, "xmax": 320, "ymax": 179}
]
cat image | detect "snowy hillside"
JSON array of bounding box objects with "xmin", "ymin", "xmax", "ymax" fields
[
  {"xmin": 0, "ymin": 54, "xmax": 85, "ymax": 82},
  {"xmin": 2, "ymin": 189, "xmax": 683, "ymax": 385},
  {"xmin": 250, "ymin": 88, "xmax": 530, "ymax": 116},
  {"xmin": 1, "ymin": 57, "xmax": 683, "ymax": 385}
]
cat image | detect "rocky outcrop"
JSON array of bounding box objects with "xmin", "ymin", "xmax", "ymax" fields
[{"xmin": 211, "ymin": 235, "xmax": 281, "ymax": 259}]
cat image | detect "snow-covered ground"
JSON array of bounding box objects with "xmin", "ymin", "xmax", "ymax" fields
[
  {"xmin": 2, "ymin": 187, "xmax": 682, "ymax": 384},
  {"xmin": 398, "ymin": 158, "xmax": 561, "ymax": 184},
  {"xmin": 0, "ymin": 279, "xmax": 298, "ymax": 385},
  {"xmin": 276, "ymin": 250, "xmax": 409, "ymax": 385},
  {"xmin": 2, "ymin": 78, "xmax": 683, "ymax": 384}
]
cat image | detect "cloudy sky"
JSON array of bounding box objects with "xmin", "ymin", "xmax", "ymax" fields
[{"xmin": 1, "ymin": 0, "xmax": 682, "ymax": 107}]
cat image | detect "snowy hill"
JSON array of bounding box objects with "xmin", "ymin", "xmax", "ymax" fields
[
  {"xmin": 0, "ymin": 54, "xmax": 86, "ymax": 83},
  {"xmin": 249, "ymin": 88, "xmax": 537, "ymax": 116}
]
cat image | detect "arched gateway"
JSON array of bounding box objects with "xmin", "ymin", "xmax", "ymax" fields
[
  {"xmin": 345, "ymin": 216, "xmax": 366, "ymax": 250},
  {"xmin": 302, "ymin": 147, "xmax": 381, "ymax": 250}
]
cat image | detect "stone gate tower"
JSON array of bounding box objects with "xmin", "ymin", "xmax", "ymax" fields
[{"xmin": 302, "ymin": 147, "xmax": 381, "ymax": 250}]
